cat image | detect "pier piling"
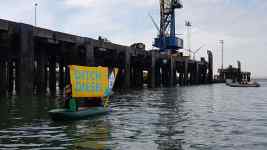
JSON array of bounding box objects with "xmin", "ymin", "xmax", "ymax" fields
[
  {"xmin": 17, "ymin": 24, "xmax": 34, "ymax": 97},
  {"xmin": 0, "ymin": 60, "xmax": 6, "ymax": 96},
  {"xmin": 49, "ymin": 56, "xmax": 56, "ymax": 96}
]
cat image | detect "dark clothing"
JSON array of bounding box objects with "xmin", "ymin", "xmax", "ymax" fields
[{"xmin": 78, "ymin": 98, "xmax": 103, "ymax": 108}]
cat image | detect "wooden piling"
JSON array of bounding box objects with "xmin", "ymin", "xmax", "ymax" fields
[
  {"xmin": 124, "ymin": 50, "xmax": 131, "ymax": 89},
  {"xmin": 179, "ymin": 73, "xmax": 184, "ymax": 86},
  {"xmin": 195, "ymin": 62, "xmax": 200, "ymax": 84},
  {"xmin": 138, "ymin": 66, "xmax": 144, "ymax": 87},
  {"xmin": 36, "ymin": 49, "xmax": 47, "ymax": 95},
  {"xmin": 184, "ymin": 61, "xmax": 188, "ymax": 85},
  {"xmin": 14, "ymin": 60, "xmax": 19, "ymax": 94},
  {"xmin": 49, "ymin": 57, "xmax": 56, "ymax": 96},
  {"xmin": 17, "ymin": 24, "xmax": 35, "ymax": 97},
  {"xmin": 130, "ymin": 61, "xmax": 143, "ymax": 88},
  {"xmin": 0, "ymin": 60, "xmax": 6, "ymax": 96},
  {"xmin": 170, "ymin": 55, "xmax": 177, "ymax": 86},
  {"xmin": 136, "ymin": 64, "xmax": 144, "ymax": 88},
  {"xmin": 176, "ymin": 62, "xmax": 183, "ymax": 86},
  {"xmin": 7, "ymin": 61, "xmax": 14, "ymax": 95},
  {"xmin": 44, "ymin": 64, "xmax": 48, "ymax": 93},
  {"xmin": 59, "ymin": 61, "xmax": 64, "ymax": 93},
  {"xmin": 150, "ymin": 51, "xmax": 158, "ymax": 88},
  {"xmin": 161, "ymin": 58, "xmax": 171, "ymax": 87}
]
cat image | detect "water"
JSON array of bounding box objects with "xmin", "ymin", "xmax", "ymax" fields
[{"xmin": 1, "ymin": 81, "xmax": 267, "ymax": 150}]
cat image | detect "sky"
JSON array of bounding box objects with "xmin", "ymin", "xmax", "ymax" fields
[{"xmin": 0, "ymin": 0, "xmax": 266, "ymax": 78}]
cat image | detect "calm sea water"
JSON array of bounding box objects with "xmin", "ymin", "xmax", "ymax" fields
[{"xmin": 1, "ymin": 81, "xmax": 267, "ymax": 150}]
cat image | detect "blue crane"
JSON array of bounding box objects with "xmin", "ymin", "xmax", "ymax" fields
[{"xmin": 153, "ymin": 0, "xmax": 183, "ymax": 52}]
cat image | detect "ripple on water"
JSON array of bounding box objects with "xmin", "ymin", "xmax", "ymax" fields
[{"xmin": 0, "ymin": 82, "xmax": 267, "ymax": 149}]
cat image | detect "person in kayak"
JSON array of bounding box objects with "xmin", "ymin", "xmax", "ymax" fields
[{"xmin": 64, "ymin": 84, "xmax": 104, "ymax": 111}]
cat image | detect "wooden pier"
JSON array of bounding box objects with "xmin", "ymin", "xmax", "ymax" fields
[{"xmin": 0, "ymin": 19, "xmax": 213, "ymax": 97}]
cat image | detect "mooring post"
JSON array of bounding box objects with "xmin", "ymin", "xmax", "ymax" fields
[
  {"xmin": 85, "ymin": 42, "xmax": 95, "ymax": 66},
  {"xmin": 124, "ymin": 49, "xmax": 131, "ymax": 89},
  {"xmin": 17, "ymin": 24, "xmax": 34, "ymax": 97}
]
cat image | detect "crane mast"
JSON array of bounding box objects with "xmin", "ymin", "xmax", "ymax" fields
[{"xmin": 154, "ymin": 0, "xmax": 183, "ymax": 52}]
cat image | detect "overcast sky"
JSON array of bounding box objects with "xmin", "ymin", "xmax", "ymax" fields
[{"xmin": 0, "ymin": 0, "xmax": 266, "ymax": 78}]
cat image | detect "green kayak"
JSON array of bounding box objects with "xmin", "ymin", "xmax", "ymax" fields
[{"xmin": 49, "ymin": 107, "xmax": 110, "ymax": 121}]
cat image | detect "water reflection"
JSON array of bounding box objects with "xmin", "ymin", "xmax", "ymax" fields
[
  {"xmin": 154, "ymin": 88, "xmax": 184, "ymax": 150},
  {"xmin": 0, "ymin": 82, "xmax": 267, "ymax": 149}
]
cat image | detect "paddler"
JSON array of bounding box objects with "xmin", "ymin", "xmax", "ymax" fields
[{"xmin": 64, "ymin": 84, "xmax": 104, "ymax": 111}]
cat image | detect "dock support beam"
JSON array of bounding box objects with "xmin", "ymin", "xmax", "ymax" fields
[
  {"xmin": 8, "ymin": 61, "xmax": 14, "ymax": 95},
  {"xmin": 49, "ymin": 57, "xmax": 56, "ymax": 96},
  {"xmin": 137, "ymin": 64, "xmax": 144, "ymax": 88},
  {"xmin": 0, "ymin": 60, "xmax": 6, "ymax": 96},
  {"xmin": 195, "ymin": 63, "xmax": 200, "ymax": 84},
  {"xmin": 170, "ymin": 55, "xmax": 177, "ymax": 86},
  {"xmin": 59, "ymin": 61, "xmax": 64, "ymax": 93},
  {"xmin": 36, "ymin": 49, "xmax": 47, "ymax": 95},
  {"xmin": 130, "ymin": 61, "xmax": 143, "ymax": 88},
  {"xmin": 17, "ymin": 24, "xmax": 34, "ymax": 97},
  {"xmin": 150, "ymin": 51, "xmax": 158, "ymax": 88},
  {"xmin": 124, "ymin": 50, "xmax": 131, "ymax": 88},
  {"xmin": 184, "ymin": 61, "xmax": 188, "ymax": 85},
  {"xmin": 161, "ymin": 59, "xmax": 170, "ymax": 87}
]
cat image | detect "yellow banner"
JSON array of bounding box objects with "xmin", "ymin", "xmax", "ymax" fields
[{"xmin": 69, "ymin": 65, "xmax": 108, "ymax": 98}]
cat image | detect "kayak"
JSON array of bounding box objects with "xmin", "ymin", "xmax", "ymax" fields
[
  {"xmin": 49, "ymin": 107, "xmax": 110, "ymax": 121},
  {"xmin": 48, "ymin": 65, "xmax": 118, "ymax": 121}
]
